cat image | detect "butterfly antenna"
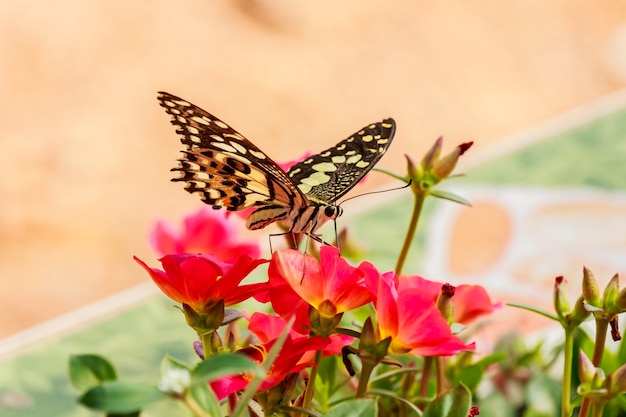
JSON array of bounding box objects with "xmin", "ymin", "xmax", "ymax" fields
[{"xmin": 338, "ymin": 179, "xmax": 412, "ymax": 206}]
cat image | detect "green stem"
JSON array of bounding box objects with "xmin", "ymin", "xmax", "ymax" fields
[
  {"xmin": 418, "ymin": 356, "xmax": 433, "ymax": 404},
  {"xmin": 434, "ymin": 357, "xmax": 445, "ymax": 396},
  {"xmin": 591, "ymin": 318, "xmax": 609, "ymax": 366},
  {"xmin": 395, "ymin": 190, "xmax": 426, "ymax": 276},
  {"xmin": 356, "ymin": 357, "xmax": 377, "ymax": 398},
  {"xmin": 302, "ymin": 350, "xmax": 323, "ymax": 409},
  {"xmin": 579, "ymin": 318, "xmax": 610, "ymax": 417},
  {"xmin": 183, "ymin": 393, "xmax": 212, "ymax": 417},
  {"xmin": 589, "ymin": 401, "xmax": 606, "ymax": 417},
  {"xmin": 200, "ymin": 332, "xmax": 214, "ymax": 359},
  {"xmin": 562, "ymin": 329, "xmax": 574, "ymax": 417}
]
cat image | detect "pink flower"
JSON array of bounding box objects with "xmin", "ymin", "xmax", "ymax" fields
[
  {"xmin": 375, "ymin": 276, "xmax": 475, "ymax": 356},
  {"xmin": 248, "ymin": 312, "xmax": 353, "ymax": 360},
  {"xmin": 210, "ymin": 335, "xmax": 330, "ymax": 400},
  {"xmin": 150, "ymin": 208, "xmax": 260, "ymax": 262},
  {"xmin": 398, "ymin": 275, "xmax": 500, "ymax": 325},
  {"xmin": 134, "ymin": 253, "xmax": 266, "ymax": 312},
  {"xmin": 268, "ymin": 246, "xmax": 376, "ymax": 318}
]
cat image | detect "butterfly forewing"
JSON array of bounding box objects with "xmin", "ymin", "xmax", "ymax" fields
[
  {"xmin": 287, "ymin": 120, "xmax": 396, "ymax": 203},
  {"xmin": 158, "ymin": 91, "xmax": 396, "ymax": 234},
  {"xmin": 158, "ymin": 92, "xmax": 308, "ymax": 211}
]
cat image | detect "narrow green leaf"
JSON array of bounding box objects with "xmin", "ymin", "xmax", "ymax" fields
[
  {"xmin": 423, "ymin": 384, "xmax": 471, "ymax": 417},
  {"xmin": 429, "ymin": 189, "xmax": 472, "ymax": 206},
  {"xmin": 453, "ymin": 353, "xmax": 506, "ymax": 391},
  {"xmin": 79, "ymin": 381, "xmax": 164, "ymax": 414},
  {"xmin": 188, "ymin": 382, "xmax": 222, "ymax": 417},
  {"xmin": 506, "ymin": 302, "xmax": 559, "ymax": 321},
  {"xmin": 324, "ymin": 398, "xmax": 378, "ymax": 417},
  {"xmin": 192, "ymin": 353, "xmax": 262, "ymax": 385},
  {"xmin": 69, "ymin": 354, "xmax": 117, "ymax": 392}
]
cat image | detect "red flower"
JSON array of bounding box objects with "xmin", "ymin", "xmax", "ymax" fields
[
  {"xmin": 210, "ymin": 335, "xmax": 330, "ymax": 400},
  {"xmin": 134, "ymin": 253, "xmax": 267, "ymax": 312},
  {"xmin": 268, "ymin": 246, "xmax": 376, "ymax": 318},
  {"xmin": 150, "ymin": 208, "xmax": 261, "ymax": 262},
  {"xmin": 375, "ymin": 276, "xmax": 475, "ymax": 356},
  {"xmin": 398, "ymin": 275, "xmax": 500, "ymax": 325},
  {"xmin": 248, "ymin": 312, "xmax": 353, "ymax": 360}
]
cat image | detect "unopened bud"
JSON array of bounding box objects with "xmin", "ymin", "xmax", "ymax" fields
[
  {"xmin": 582, "ymin": 266, "xmax": 602, "ymax": 308},
  {"xmin": 611, "ymin": 362, "xmax": 626, "ymax": 395},
  {"xmin": 578, "ymin": 350, "xmax": 598, "ymax": 385},
  {"xmin": 405, "ymin": 153, "xmax": 422, "ymax": 181},
  {"xmin": 432, "ymin": 142, "xmax": 473, "ymax": 180},
  {"xmin": 553, "ymin": 276, "xmax": 570, "ymax": 319},
  {"xmin": 421, "ymin": 136, "xmax": 443, "ymax": 170},
  {"xmin": 437, "ymin": 283, "xmax": 456, "ymax": 323},
  {"xmin": 603, "ymin": 273, "xmax": 621, "ymax": 313},
  {"xmin": 570, "ymin": 295, "xmax": 591, "ymax": 327}
]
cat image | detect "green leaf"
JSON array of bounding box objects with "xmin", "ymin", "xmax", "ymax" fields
[
  {"xmin": 192, "ymin": 353, "xmax": 262, "ymax": 385},
  {"xmin": 453, "ymin": 353, "xmax": 506, "ymax": 391},
  {"xmin": 188, "ymin": 382, "xmax": 222, "ymax": 417},
  {"xmin": 79, "ymin": 381, "xmax": 165, "ymax": 414},
  {"xmin": 324, "ymin": 398, "xmax": 378, "ymax": 417},
  {"xmin": 506, "ymin": 302, "xmax": 559, "ymax": 321},
  {"xmin": 69, "ymin": 354, "xmax": 117, "ymax": 392},
  {"xmin": 423, "ymin": 384, "xmax": 471, "ymax": 417},
  {"xmin": 429, "ymin": 189, "xmax": 472, "ymax": 206},
  {"xmin": 523, "ymin": 374, "xmax": 560, "ymax": 417}
]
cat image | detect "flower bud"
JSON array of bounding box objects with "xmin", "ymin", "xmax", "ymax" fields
[
  {"xmin": 582, "ymin": 266, "xmax": 602, "ymax": 308},
  {"xmin": 553, "ymin": 276, "xmax": 570, "ymax": 319},
  {"xmin": 437, "ymin": 283, "xmax": 456, "ymax": 324},
  {"xmin": 578, "ymin": 350, "xmax": 597, "ymax": 385},
  {"xmin": 421, "ymin": 136, "xmax": 443, "ymax": 170},
  {"xmin": 603, "ymin": 273, "xmax": 621, "ymax": 313},
  {"xmin": 615, "ymin": 287, "xmax": 626, "ymax": 312},
  {"xmin": 570, "ymin": 295, "xmax": 591, "ymax": 327},
  {"xmin": 611, "ymin": 362, "xmax": 626, "ymax": 395},
  {"xmin": 405, "ymin": 153, "xmax": 422, "ymax": 180},
  {"xmin": 432, "ymin": 142, "xmax": 473, "ymax": 180}
]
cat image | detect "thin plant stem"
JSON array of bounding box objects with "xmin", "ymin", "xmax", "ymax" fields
[
  {"xmin": 302, "ymin": 350, "xmax": 323, "ymax": 409},
  {"xmin": 183, "ymin": 394, "xmax": 213, "ymax": 417},
  {"xmin": 561, "ymin": 328, "xmax": 574, "ymax": 417},
  {"xmin": 200, "ymin": 332, "xmax": 213, "ymax": 360},
  {"xmin": 591, "ymin": 318, "xmax": 609, "ymax": 366},
  {"xmin": 418, "ymin": 356, "xmax": 433, "ymax": 404},
  {"xmin": 434, "ymin": 357, "xmax": 445, "ymax": 396},
  {"xmin": 395, "ymin": 191, "xmax": 426, "ymax": 276},
  {"xmin": 356, "ymin": 357, "xmax": 376, "ymax": 398},
  {"xmin": 578, "ymin": 318, "xmax": 610, "ymax": 417}
]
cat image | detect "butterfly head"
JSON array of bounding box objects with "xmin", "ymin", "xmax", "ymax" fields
[{"xmin": 323, "ymin": 204, "xmax": 343, "ymax": 220}]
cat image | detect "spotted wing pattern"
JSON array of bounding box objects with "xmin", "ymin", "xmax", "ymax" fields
[
  {"xmin": 287, "ymin": 120, "xmax": 395, "ymax": 203},
  {"xmin": 158, "ymin": 91, "xmax": 396, "ymax": 232}
]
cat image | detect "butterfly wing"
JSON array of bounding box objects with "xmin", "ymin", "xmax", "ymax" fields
[
  {"xmin": 158, "ymin": 92, "xmax": 308, "ymax": 212},
  {"xmin": 287, "ymin": 119, "xmax": 396, "ymax": 203}
]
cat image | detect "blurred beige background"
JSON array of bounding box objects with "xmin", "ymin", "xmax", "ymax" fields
[{"xmin": 2, "ymin": 1, "xmax": 626, "ymax": 339}]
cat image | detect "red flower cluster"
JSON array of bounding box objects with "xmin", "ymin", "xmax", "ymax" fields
[
  {"xmin": 134, "ymin": 208, "xmax": 497, "ymax": 401},
  {"xmin": 150, "ymin": 208, "xmax": 261, "ymax": 262}
]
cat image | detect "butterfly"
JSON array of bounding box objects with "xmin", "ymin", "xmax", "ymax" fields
[{"xmin": 158, "ymin": 92, "xmax": 395, "ymax": 236}]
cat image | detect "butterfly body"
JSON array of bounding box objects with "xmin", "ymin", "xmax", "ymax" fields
[{"xmin": 158, "ymin": 92, "xmax": 395, "ymax": 235}]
